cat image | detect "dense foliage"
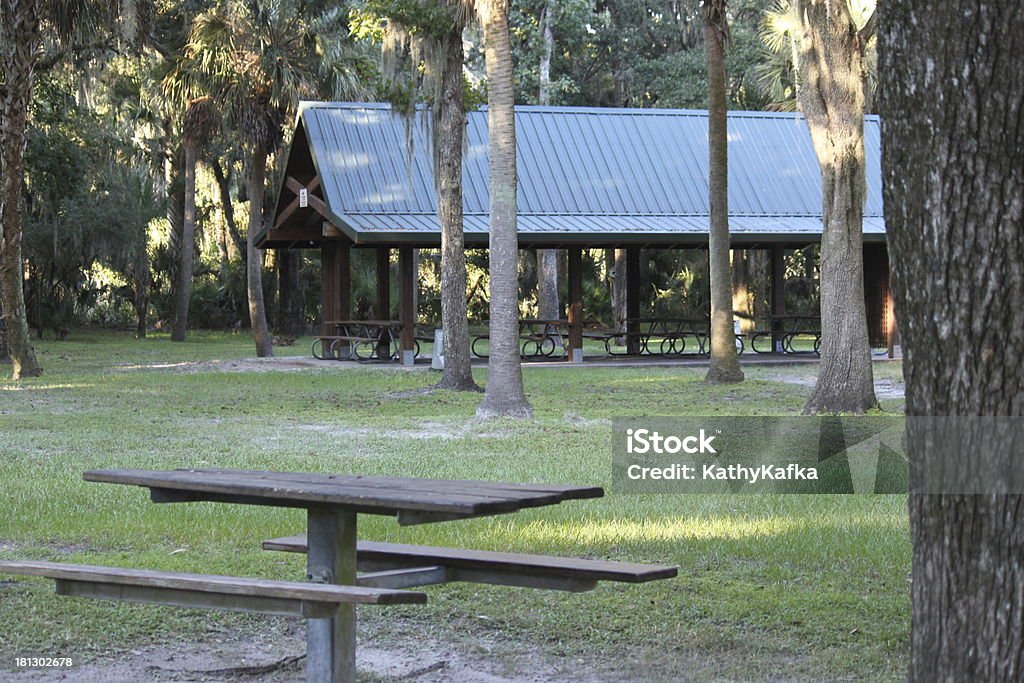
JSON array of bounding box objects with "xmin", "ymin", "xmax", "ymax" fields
[{"xmin": 16, "ymin": 0, "xmax": 814, "ymax": 338}]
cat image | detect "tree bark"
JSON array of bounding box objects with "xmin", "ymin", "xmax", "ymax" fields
[
  {"xmin": 535, "ymin": 0, "xmax": 560, "ymax": 321},
  {"xmin": 878, "ymin": 2, "xmax": 1024, "ymax": 680},
  {"xmin": 132, "ymin": 241, "xmax": 149, "ymax": 339},
  {"xmin": 477, "ymin": 0, "xmax": 532, "ymax": 418},
  {"xmin": 0, "ymin": 0, "xmax": 43, "ymax": 379},
  {"xmin": 247, "ymin": 147, "xmax": 274, "ymax": 357},
  {"xmin": 797, "ymin": 0, "xmax": 877, "ymax": 413},
  {"xmin": 212, "ymin": 158, "xmax": 244, "ymax": 263},
  {"xmin": 704, "ymin": 3, "xmax": 743, "ymax": 384},
  {"xmin": 611, "ymin": 247, "xmax": 627, "ymax": 343},
  {"xmin": 435, "ymin": 28, "xmax": 479, "ymax": 392},
  {"xmin": 171, "ymin": 141, "xmax": 198, "ymax": 342}
]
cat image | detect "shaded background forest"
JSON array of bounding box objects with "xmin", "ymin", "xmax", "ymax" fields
[{"xmin": 17, "ymin": 0, "xmax": 838, "ymax": 341}]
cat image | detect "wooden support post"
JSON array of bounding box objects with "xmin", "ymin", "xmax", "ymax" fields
[
  {"xmin": 399, "ymin": 247, "xmax": 416, "ymax": 366},
  {"xmin": 770, "ymin": 245, "xmax": 786, "ymax": 353},
  {"xmin": 863, "ymin": 243, "xmax": 891, "ymax": 349},
  {"xmin": 626, "ymin": 247, "xmax": 641, "ymax": 355},
  {"xmin": 321, "ymin": 245, "xmax": 339, "ymax": 339},
  {"xmin": 338, "ymin": 241, "xmax": 351, "ymax": 324},
  {"xmin": 567, "ymin": 247, "xmax": 584, "ymax": 363},
  {"xmin": 375, "ymin": 247, "xmax": 391, "ymax": 359},
  {"xmin": 306, "ymin": 508, "xmax": 357, "ymax": 683}
]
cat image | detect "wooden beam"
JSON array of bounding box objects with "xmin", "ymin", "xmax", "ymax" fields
[
  {"xmin": 274, "ymin": 175, "xmax": 322, "ymax": 228},
  {"xmin": 284, "ymin": 176, "xmax": 331, "ymax": 223},
  {"xmin": 376, "ymin": 248, "xmax": 391, "ymax": 359},
  {"xmin": 567, "ymin": 247, "xmax": 584, "ymax": 363},
  {"xmin": 626, "ymin": 247, "xmax": 641, "ymax": 355},
  {"xmin": 398, "ymin": 247, "xmax": 416, "ymax": 366},
  {"xmin": 321, "ymin": 244, "xmax": 340, "ymax": 339},
  {"xmin": 357, "ymin": 566, "xmax": 448, "ymax": 590},
  {"xmin": 770, "ymin": 245, "xmax": 786, "ymax": 352}
]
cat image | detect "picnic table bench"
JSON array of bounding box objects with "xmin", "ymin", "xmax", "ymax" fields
[
  {"xmin": 605, "ymin": 317, "xmax": 745, "ymax": 357},
  {"xmin": 0, "ymin": 468, "xmax": 677, "ymax": 683},
  {"xmin": 750, "ymin": 314, "xmax": 822, "ymax": 355},
  {"xmin": 314, "ymin": 320, "xmax": 402, "ymax": 362},
  {"xmin": 471, "ymin": 319, "xmax": 571, "ymax": 360}
]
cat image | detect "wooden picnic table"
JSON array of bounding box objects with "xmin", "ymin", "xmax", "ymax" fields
[
  {"xmin": 318, "ymin": 320, "xmax": 403, "ymax": 361},
  {"xmin": 81, "ymin": 468, "xmax": 605, "ymax": 683}
]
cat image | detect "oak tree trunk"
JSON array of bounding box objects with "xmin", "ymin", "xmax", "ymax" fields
[
  {"xmin": 171, "ymin": 142, "xmax": 198, "ymax": 342},
  {"xmin": 477, "ymin": 0, "xmax": 532, "ymax": 418},
  {"xmin": 797, "ymin": 0, "xmax": 877, "ymax": 413},
  {"xmin": 435, "ymin": 28, "xmax": 479, "ymax": 392},
  {"xmin": 535, "ymin": 0, "xmax": 560, "ymax": 321},
  {"xmin": 704, "ymin": 5, "xmax": 743, "ymax": 384},
  {"xmin": 0, "ymin": 0, "xmax": 43, "ymax": 379},
  {"xmin": 247, "ymin": 147, "xmax": 274, "ymax": 357},
  {"xmin": 878, "ymin": 1, "xmax": 1024, "ymax": 679}
]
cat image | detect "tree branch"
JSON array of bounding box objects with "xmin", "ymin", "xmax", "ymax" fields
[{"xmin": 858, "ymin": 9, "xmax": 877, "ymax": 46}]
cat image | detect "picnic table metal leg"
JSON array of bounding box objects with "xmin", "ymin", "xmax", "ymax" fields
[{"xmin": 306, "ymin": 507, "xmax": 357, "ymax": 683}]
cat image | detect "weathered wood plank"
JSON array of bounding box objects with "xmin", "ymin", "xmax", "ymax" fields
[
  {"xmin": 54, "ymin": 579, "xmax": 337, "ymax": 618},
  {"xmin": 262, "ymin": 538, "xmax": 679, "ymax": 584},
  {"xmin": 84, "ymin": 470, "xmax": 548, "ymax": 515},
  {"xmin": 83, "ymin": 469, "xmax": 601, "ymax": 518},
  {"xmin": 357, "ymin": 566, "xmax": 448, "ymax": 590},
  {"xmin": 162, "ymin": 468, "xmax": 604, "ymax": 500},
  {"xmin": 0, "ymin": 561, "xmax": 426, "ymax": 605}
]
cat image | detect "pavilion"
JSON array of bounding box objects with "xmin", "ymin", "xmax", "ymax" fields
[{"xmin": 256, "ymin": 102, "xmax": 891, "ymax": 364}]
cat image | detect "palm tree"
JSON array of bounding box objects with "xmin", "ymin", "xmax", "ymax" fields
[
  {"xmin": 0, "ymin": 0, "xmax": 131, "ymax": 378},
  {"xmin": 179, "ymin": 0, "xmax": 369, "ymax": 357},
  {"xmin": 0, "ymin": 0, "xmax": 44, "ymax": 379},
  {"xmin": 364, "ymin": 0, "xmax": 480, "ymax": 391},
  {"xmin": 476, "ymin": 0, "xmax": 532, "ymax": 418},
  {"xmin": 703, "ymin": 0, "xmax": 744, "ymax": 384},
  {"xmin": 170, "ymin": 96, "xmax": 215, "ymax": 342}
]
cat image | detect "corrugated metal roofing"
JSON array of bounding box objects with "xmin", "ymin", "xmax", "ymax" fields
[{"xmin": 287, "ymin": 102, "xmax": 885, "ymax": 244}]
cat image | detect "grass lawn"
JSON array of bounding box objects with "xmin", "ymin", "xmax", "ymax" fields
[{"xmin": 0, "ymin": 329, "xmax": 909, "ymax": 681}]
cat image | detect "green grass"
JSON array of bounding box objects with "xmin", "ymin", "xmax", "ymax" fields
[{"xmin": 0, "ymin": 329, "xmax": 909, "ymax": 681}]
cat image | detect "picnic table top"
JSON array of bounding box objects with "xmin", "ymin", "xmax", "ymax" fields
[
  {"xmin": 82, "ymin": 469, "xmax": 604, "ymax": 524},
  {"xmin": 325, "ymin": 320, "xmax": 402, "ymax": 327}
]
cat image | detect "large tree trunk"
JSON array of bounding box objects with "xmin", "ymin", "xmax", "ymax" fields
[
  {"xmin": 212, "ymin": 158, "xmax": 244, "ymax": 263},
  {"xmin": 435, "ymin": 28, "xmax": 479, "ymax": 392},
  {"xmin": 0, "ymin": 0, "xmax": 43, "ymax": 379},
  {"xmin": 247, "ymin": 147, "xmax": 274, "ymax": 357},
  {"xmin": 535, "ymin": 0, "xmax": 560, "ymax": 322},
  {"xmin": 132, "ymin": 242, "xmax": 149, "ymax": 339},
  {"xmin": 703, "ymin": 2, "xmax": 743, "ymax": 384},
  {"xmin": 477, "ymin": 0, "xmax": 532, "ymax": 418},
  {"xmin": 611, "ymin": 247, "xmax": 627, "ymax": 343},
  {"xmin": 171, "ymin": 142, "xmax": 198, "ymax": 342},
  {"xmin": 878, "ymin": 2, "xmax": 1024, "ymax": 680},
  {"xmin": 797, "ymin": 0, "xmax": 877, "ymax": 413}
]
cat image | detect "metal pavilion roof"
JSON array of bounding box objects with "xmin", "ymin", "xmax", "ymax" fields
[{"xmin": 260, "ymin": 102, "xmax": 885, "ymax": 248}]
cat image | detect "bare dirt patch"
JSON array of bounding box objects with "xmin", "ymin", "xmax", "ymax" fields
[
  {"xmin": 4, "ymin": 629, "xmax": 634, "ymax": 683},
  {"xmin": 769, "ymin": 374, "xmax": 905, "ymax": 401},
  {"xmin": 114, "ymin": 357, "xmax": 340, "ymax": 374}
]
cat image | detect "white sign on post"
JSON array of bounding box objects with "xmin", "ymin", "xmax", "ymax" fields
[{"xmin": 299, "ymin": 188, "xmax": 308, "ymax": 208}]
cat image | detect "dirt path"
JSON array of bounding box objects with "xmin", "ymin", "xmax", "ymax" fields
[{"xmin": 6, "ymin": 631, "xmax": 630, "ymax": 682}]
